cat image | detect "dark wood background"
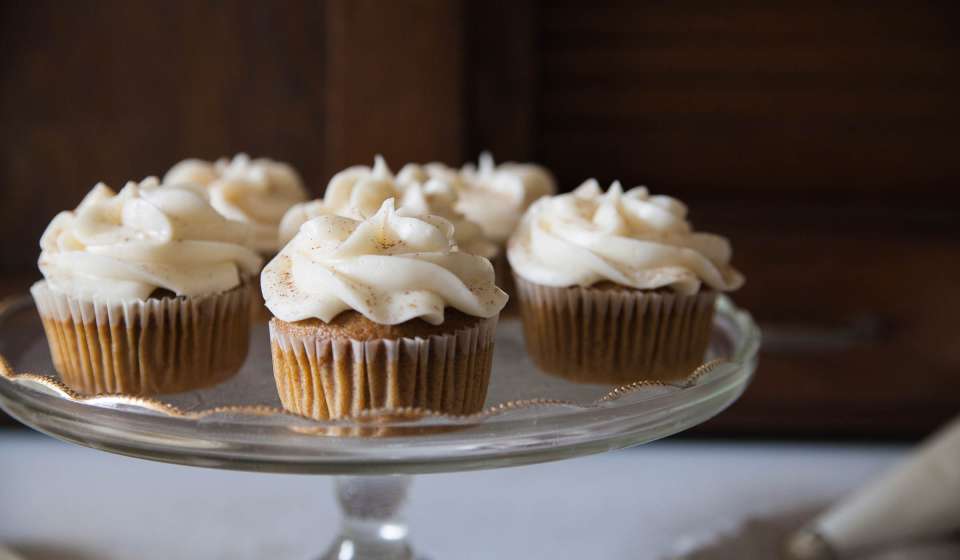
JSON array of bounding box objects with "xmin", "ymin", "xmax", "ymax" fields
[{"xmin": 2, "ymin": 0, "xmax": 959, "ymax": 437}]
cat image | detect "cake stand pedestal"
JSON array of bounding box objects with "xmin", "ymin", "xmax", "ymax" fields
[
  {"xmin": 0, "ymin": 295, "xmax": 760, "ymax": 559},
  {"xmin": 322, "ymin": 476, "xmax": 414, "ymax": 560}
]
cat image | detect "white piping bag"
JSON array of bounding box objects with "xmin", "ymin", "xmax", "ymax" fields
[{"xmin": 787, "ymin": 415, "xmax": 960, "ymax": 559}]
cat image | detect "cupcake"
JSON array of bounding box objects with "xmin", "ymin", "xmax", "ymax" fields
[
  {"xmin": 398, "ymin": 152, "xmax": 556, "ymax": 294},
  {"xmin": 32, "ymin": 179, "xmax": 263, "ymax": 395},
  {"xmin": 165, "ymin": 154, "xmax": 307, "ymax": 319},
  {"xmin": 164, "ymin": 153, "xmax": 308, "ymax": 256},
  {"xmin": 507, "ymin": 179, "xmax": 744, "ymax": 384},
  {"xmin": 263, "ymin": 198, "xmax": 507, "ymax": 420}
]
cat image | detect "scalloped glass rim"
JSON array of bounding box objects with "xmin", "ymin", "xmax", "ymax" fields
[
  {"xmin": 0, "ymin": 293, "xmax": 759, "ymax": 474},
  {"xmin": 0, "ymin": 295, "xmax": 758, "ymax": 428}
]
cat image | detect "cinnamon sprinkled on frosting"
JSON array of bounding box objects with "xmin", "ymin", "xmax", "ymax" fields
[
  {"xmin": 508, "ymin": 179, "xmax": 744, "ymax": 295},
  {"xmin": 263, "ymin": 198, "xmax": 507, "ymax": 325}
]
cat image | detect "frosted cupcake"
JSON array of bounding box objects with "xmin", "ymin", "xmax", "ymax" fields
[
  {"xmin": 32, "ymin": 179, "xmax": 263, "ymax": 395},
  {"xmin": 399, "ymin": 153, "xmax": 555, "ymax": 294},
  {"xmin": 508, "ymin": 180, "xmax": 744, "ymax": 384},
  {"xmin": 263, "ymin": 198, "xmax": 507, "ymax": 420},
  {"xmin": 164, "ymin": 153, "xmax": 308, "ymax": 256}
]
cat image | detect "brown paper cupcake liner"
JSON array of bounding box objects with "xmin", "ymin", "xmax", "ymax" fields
[
  {"xmin": 514, "ymin": 276, "xmax": 717, "ymax": 384},
  {"xmin": 251, "ymin": 284, "xmax": 273, "ymax": 322},
  {"xmin": 269, "ymin": 316, "xmax": 497, "ymax": 420},
  {"xmin": 492, "ymin": 249, "xmax": 520, "ymax": 315},
  {"xmin": 30, "ymin": 279, "xmax": 253, "ymax": 396}
]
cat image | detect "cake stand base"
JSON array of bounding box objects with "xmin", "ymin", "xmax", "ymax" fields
[
  {"xmin": 0, "ymin": 295, "xmax": 760, "ymax": 558},
  {"xmin": 321, "ymin": 476, "xmax": 419, "ymax": 560}
]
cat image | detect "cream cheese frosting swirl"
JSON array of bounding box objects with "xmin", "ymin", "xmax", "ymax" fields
[
  {"xmin": 455, "ymin": 152, "xmax": 556, "ymax": 244},
  {"xmin": 395, "ymin": 161, "xmax": 466, "ymax": 190},
  {"xmin": 391, "ymin": 153, "xmax": 556, "ymax": 244},
  {"xmin": 163, "ymin": 153, "xmax": 308, "ymax": 254},
  {"xmin": 263, "ymin": 198, "xmax": 508, "ymax": 325},
  {"xmin": 278, "ymin": 199, "xmax": 334, "ymax": 245},
  {"xmin": 277, "ymin": 156, "xmax": 399, "ymax": 244},
  {"xmin": 507, "ymin": 180, "xmax": 744, "ymax": 295},
  {"xmin": 279, "ymin": 157, "xmax": 498, "ymax": 259},
  {"xmin": 39, "ymin": 178, "xmax": 263, "ymax": 300},
  {"xmin": 322, "ymin": 155, "xmax": 401, "ymax": 220},
  {"xmin": 397, "ymin": 176, "xmax": 498, "ymax": 259}
]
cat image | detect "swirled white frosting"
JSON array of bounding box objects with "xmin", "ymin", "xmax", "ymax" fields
[
  {"xmin": 395, "ymin": 161, "xmax": 465, "ymax": 190},
  {"xmin": 39, "ymin": 178, "xmax": 264, "ymax": 300},
  {"xmin": 277, "ymin": 156, "xmax": 399, "ymax": 244},
  {"xmin": 323, "ymin": 155, "xmax": 401, "ymax": 220},
  {"xmin": 397, "ymin": 177, "xmax": 498, "ymax": 259},
  {"xmin": 507, "ymin": 180, "xmax": 744, "ymax": 295},
  {"xmin": 279, "ymin": 157, "xmax": 498, "ymax": 259},
  {"xmin": 390, "ymin": 154, "xmax": 555, "ymax": 244},
  {"xmin": 278, "ymin": 199, "xmax": 333, "ymax": 245},
  {"xmin": 456, "ymin": 152, "xmax": 556, "ymax": 243},
  {"xmin": 163, "ymin": 153, "xmax": 308, "ymax": 254},
  {"xmin": 263, "ymin": 198, "xmax": 508, "ymax": 325}
]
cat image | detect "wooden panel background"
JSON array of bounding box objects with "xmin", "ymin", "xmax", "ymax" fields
[
  {"xmin": 0, "ymin": 0, "xmax": 464, "ymax": 277},
  {"xmin": 325, "ymin": 0, "xmax": 464, "ymax": 171},
  {"xmin": 2, "ymin": 0, "xmax": 960, "ymax": 436},
  {"xmin": 536, "ymin": 1, "xmax": 960, "ymax": 197},
  {"xmin": 0, "ymin": 1, "xmax": 329, "ymax": 276}
]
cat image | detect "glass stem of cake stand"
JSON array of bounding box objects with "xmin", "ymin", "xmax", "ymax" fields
[{"xmin": 320, "ymin": 475, "xmax": 416, "ymax": 560}]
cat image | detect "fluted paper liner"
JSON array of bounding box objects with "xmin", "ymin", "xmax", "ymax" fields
[
  {"xmin": 492, "ymin": 250, "xmax": 515, "ymax": 299},
  {"xmin": 515, "ymin": 276, "xmax": 717, "ymax": 383},
  {"xmin": 269, "ymin": 316, "xmax": 498, "ymax": 420},
  {"xmin": 787, "ymin": 414, "xmax": 960, "ymax": 559},
  {"xmin": 251, "ymin": 283, "xmax": 273, "ymax": 322},
  {"xmin": 30, "ymin": 279, "xmax": 253, "ymax": 395}
]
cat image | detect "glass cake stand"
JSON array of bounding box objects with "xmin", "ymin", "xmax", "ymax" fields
[{"xmin": 0, "ymin": 294, "xmax": 759, "ymax": 560}]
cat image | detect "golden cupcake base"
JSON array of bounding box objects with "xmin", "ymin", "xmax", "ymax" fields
[
  {"xmin": 269, "ymin": 316, "xmax": 497, "ymax": 420},
  {"xmin": 31, "ymin": 280, "xmax": 253, "ymax": 396},
  {"xmin": 514, "ymin": 276, "xmax": 717, "ymax": 384}
]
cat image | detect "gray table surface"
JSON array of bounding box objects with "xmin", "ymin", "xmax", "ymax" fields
[{"xmin": 0, "ymin": 432, "xmax": 926, "ymax": 559}]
